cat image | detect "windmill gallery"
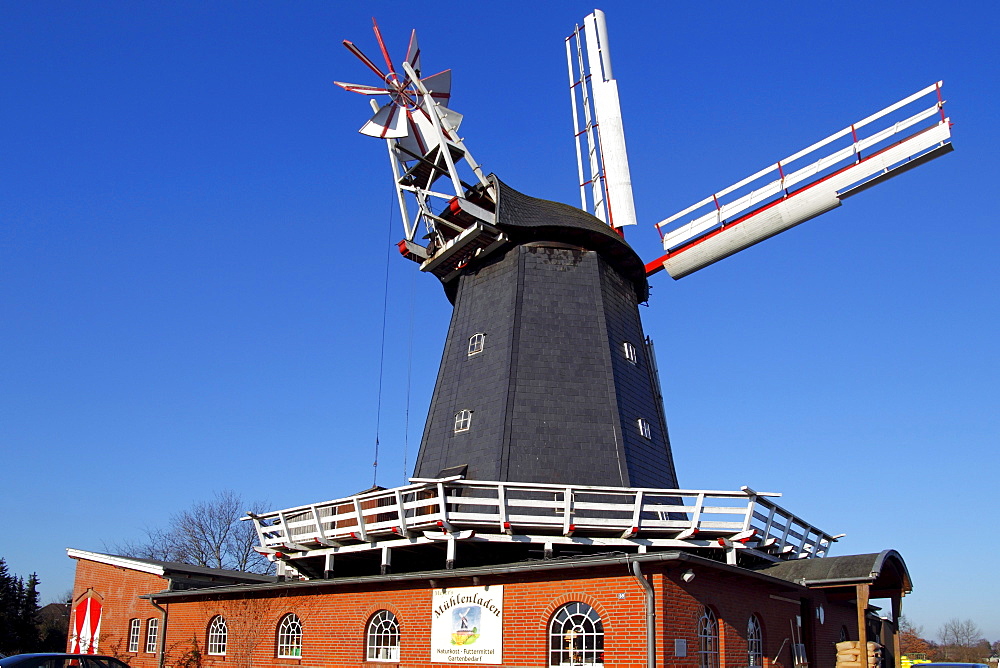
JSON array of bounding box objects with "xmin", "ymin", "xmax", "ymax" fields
[{"xmin": 65, "ymin": 9, "xmax": 950, "ymax": 668}]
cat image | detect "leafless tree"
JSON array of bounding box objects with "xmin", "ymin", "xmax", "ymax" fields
[
  {"xmin": 110, "ymin": 490, "xmax": 273, "ymax": 574},
  {"xmin": 938, "ymin": 618, "xmax": 986, "ymax": 662}
]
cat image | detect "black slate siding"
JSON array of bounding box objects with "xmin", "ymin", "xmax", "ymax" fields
[
  {"xmin": 412, "ymin": 178, "xmax": 678, "ymax": 489},
  {"xmin": 413, "ymin": 249, "xmax": 678, "ymax": 488}
]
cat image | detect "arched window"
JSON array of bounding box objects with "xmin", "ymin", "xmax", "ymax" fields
[
  {"xmin": 697, "ymin": 607, "xmax": 719, "ymax": 668},
  {"xmin": 277, "ymin": 613, "xmax": 302, "ymax": 658},
  {"xmin": 468, "ymin": 333, "xmax": 485, "ymax": 356},
  {"xmin": 454, "ymin": 409, "xmax": 472, "ymax": 432},
  {"xmin": 747, "ymin": 615, "xmax": 763, "ymax": 667},
  {"xmin": 208, "ymin": 615, "xmax": 228, "ymax": 656},
  {"xmin": 127, "ymin": 619, "xmax": 141, "ymax": 654},
  {"xmin": 366, "ymin": 610, "xmax": 400, "ymax": 662},
  {"xmin": 145, "ymin": 618, "xmax": 159, "ymax": 654},
  {"xmin": 549, "ymin": 602, "xmax": 604, "ymax": 667}
]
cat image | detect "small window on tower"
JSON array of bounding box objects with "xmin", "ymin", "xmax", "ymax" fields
[
  {"xmin": 454, "ymin": 409, "xmax": 472, "ymax": 433},
  {"xmin": 637, "ymin": 418, "xmax": 652, "ymax": 439},
  {"xmin": 468, "ymin": 332, "xmax": 485, "ymax": 356},
  {"xmin": 623, "ymin": 341, "xmax": 637, "ymax": 363}
]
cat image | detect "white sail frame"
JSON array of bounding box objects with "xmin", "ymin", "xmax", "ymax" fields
[
  {"xmin": 650, "ymin": 82, "xmax": 952, "ymax": 278},
  {"xmin": 566, "ymin": 10, "xmax": 638, "ymax": 228}
]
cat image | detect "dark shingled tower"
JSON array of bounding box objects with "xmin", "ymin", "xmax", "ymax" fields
[{"xmin": 413, "ymin": 178, "xmax": 679, "ymax": 488}]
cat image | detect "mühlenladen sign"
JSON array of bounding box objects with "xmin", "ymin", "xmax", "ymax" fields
[{"xmin": 431, "ymin": 585, "xmax": 503, "ymax": 664}]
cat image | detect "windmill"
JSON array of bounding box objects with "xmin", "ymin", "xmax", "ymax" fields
[{"xmin": 249, "ymin": 10, "xmax": 956, "ymax": 578}]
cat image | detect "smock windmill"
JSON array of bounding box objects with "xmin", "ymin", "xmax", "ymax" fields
[
  {"xmin": 333, "ymin": 10, "xmax": 953, "ymax": 492},
  {"xmin": 240, "ymin": 8, "xmax": 954, "ymax": 579}
]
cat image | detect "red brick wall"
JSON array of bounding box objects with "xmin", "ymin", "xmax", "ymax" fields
[
  {"xmin": 70, "ymin": 558, "xmax": 167, "ymax": 665},
  {"xmin": 157, "ymin": 569, "xmax": 651, "ymax": 668},
  {"xmin": 70, "ymin": 556, "xmax": 870, "ymax": 668}
]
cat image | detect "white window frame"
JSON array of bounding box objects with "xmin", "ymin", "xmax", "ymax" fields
[
  {"xmin": 637, "ymin": 418, "xmax": 652, "ymax": 439},
  {"xmin": 468, "ymin": 332, "xmax": 485, "ymax": 356},
  {"xmin": 277, "ymin": 613, "xmax": 302, "ymax": 658},
  {"xmin": 747, "ymin": 614, "xmax": 763, "ymax": 667},
  {"xmin": 623, "ymin": 341, "xmax": 637, "ymax": 363},
  {"xmin": 697, "ymin": 607, "xmax": 719, "ymax": 668},
  {"xmin": 454, "ymin": 409, "xmax": 472, "ymax": 433},
  {"xmin": 366, "ymin": 610, "xmax": 400, "ymax": 662},
  {"xmin": 549, "ymin": 601, "xmax": 604, "ymax": 667},
  {"xmin": 145, "ymin": 618, "xmax": 159, "ymax": 654},
  {"xmin": 208, "ymin": 615, "xmax": 228, "ymax": 656},
  {"xmin": 127, "ymin": 618, "xmax": 141, "ymax": 654}
]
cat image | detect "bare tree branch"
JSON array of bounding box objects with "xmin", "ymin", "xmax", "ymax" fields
[{"xmin": 110, "ymin": 490, "xmax": 273, "ymax": 575}]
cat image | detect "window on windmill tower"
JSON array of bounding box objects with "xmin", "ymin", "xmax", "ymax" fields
[
  {"xmin": 623, "ymin": 341, "xmax": 637, "ymax": 363},
  {"xmin": 454, "ymin": 409, "xmax": 472, "ymax": 433},
  {"xmin": 468, "ymin": 332, "xmax": 485, "ymax": 355},
  {"xmin": 637, "ymin": 418, "xmax": 652, "ymax": 439}
]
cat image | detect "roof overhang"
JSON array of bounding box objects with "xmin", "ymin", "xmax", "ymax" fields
[
  {"xmin": 144, "ymin": 550, "xmax": 808, "ymax": 602},
  {"xmin": 67, "ymin": 548, "xmax": 167, "ymax": 577}
]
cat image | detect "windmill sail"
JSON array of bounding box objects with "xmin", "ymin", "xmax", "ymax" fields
[
  {"xmin": 647, "ymin": 82, "xmax": 952, "ymax": 279},
  {"xmin": 566, "ymin": 9, "xmax": 638, "ymax": 228}
]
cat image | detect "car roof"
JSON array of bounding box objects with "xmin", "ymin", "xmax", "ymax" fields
[{"xmin": 0, "ymin": 655, "xmax": 121, "ymax": 663}]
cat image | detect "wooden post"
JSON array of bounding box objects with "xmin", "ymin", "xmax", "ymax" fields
[
  {"xmin": 856, "ymin": 584, "xmax": 870, "ymax": 668},
  {"xmin": 891, "ymin": 596, "xmax": 902, "ymax": 668}
]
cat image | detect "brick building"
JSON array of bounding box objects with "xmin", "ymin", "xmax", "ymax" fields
[
  {"xmin": 65, "ymin": 128, "xmax": 917, "ymax": 666},
  {"xmin": 68, "ymin": 546, "xmax": 910, "ymax": 668}
]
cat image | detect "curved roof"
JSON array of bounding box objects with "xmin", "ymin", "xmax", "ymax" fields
[
  {"xmin": 754, "ymin": 549, "xmax": 912, "ymax": 596},
  {"xmin": 490, "ymin": 177, "xmax": 649, "ymax": 302}
]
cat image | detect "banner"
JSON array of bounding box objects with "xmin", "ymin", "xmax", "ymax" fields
[{"xmin": 431, "ymin": 585, "xmax": 503, "ymax": 664}]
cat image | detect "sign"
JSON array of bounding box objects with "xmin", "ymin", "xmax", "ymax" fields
[{"xmin": 431, "ymin": 585, "xmax": 503, "ymax": 664}]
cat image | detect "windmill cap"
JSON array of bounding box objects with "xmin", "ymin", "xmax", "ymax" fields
[{"xmin": 490, "ymin": 176, "xmax": 649, "ymax": 302}]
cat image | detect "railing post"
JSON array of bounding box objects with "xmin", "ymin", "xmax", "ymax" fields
[
  {"xmin": 436, "ymin": 482, "xmax": 450, "ymax": 524},
  {"xmin": 352, "ymin": 497, "xmax": 368, "ymax": 542},
  {"xmin": 690, "ymin": 493, "xmax": 706, "ymax": 534},
  {"xmin": 393, "ymin": 488, "xmax": 409, "ymax": 536},
  {"xmin": 562, "ymin": 487, "xmax": 575, "ymax": 536},
  {"xmin": 309, "ymin": 505, "xmax": 325, "ymax": 542},
  {"xmin": 630, "ymin": 490, "xmax": 645, "ymax": 535},
  {"xmin": 497, "ymin": 483, "xmax": 509, "ymax": 533},
  {"xmin": 277, "ymin": 511, "xmax": 291, "ymax": 544},
  {"xmin": 741, "ymin": 493, "xmax": 756, "ymax": 533}
]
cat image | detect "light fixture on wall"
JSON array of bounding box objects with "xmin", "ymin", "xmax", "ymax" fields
[{"xmin": 681, "ymin": 569, "xmax": 695, "ymax": 583}]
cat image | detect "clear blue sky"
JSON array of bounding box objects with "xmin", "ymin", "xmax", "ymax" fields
[{"xmin": 2, "ymin": 0, "xmax": 997, "ymax": 642}]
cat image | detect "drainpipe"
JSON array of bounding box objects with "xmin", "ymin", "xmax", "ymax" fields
[
  {"xmin": 149, "ymin": 577, "xmax": 171, "ymax": 668},
  {"xmin": 630, "ymin": 558, "xmax": 656, "ymax": 668}
]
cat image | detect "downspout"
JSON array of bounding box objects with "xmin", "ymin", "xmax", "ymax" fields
[
  {"xmin": 149, "ymin": 577, "xmax": 171, "ymax": 668},
  {"xmin": 630, "ymin": 558, "xmax": 656, "ymax": 668}
]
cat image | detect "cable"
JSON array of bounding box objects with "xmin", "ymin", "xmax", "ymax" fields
[
  {"xmin": 372, "ymin": 191, "xmax": 394, "ymax": 488},
  {"xmin": 403, "ymin": 268, "xmax": 415, "ymax": 485}
]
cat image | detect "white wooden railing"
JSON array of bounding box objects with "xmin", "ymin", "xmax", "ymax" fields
[{"xmin": 248, "ymin": 478, "xmax": 836, "ymax": 560}]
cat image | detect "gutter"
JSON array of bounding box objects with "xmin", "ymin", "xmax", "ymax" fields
[
  {"xmin": 145, "ymin": 550, "xmax": 807, "ymax": 602},
  {"xmin": 629, "ymin": 558, "xmax": 655, "ymax": 668}
]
